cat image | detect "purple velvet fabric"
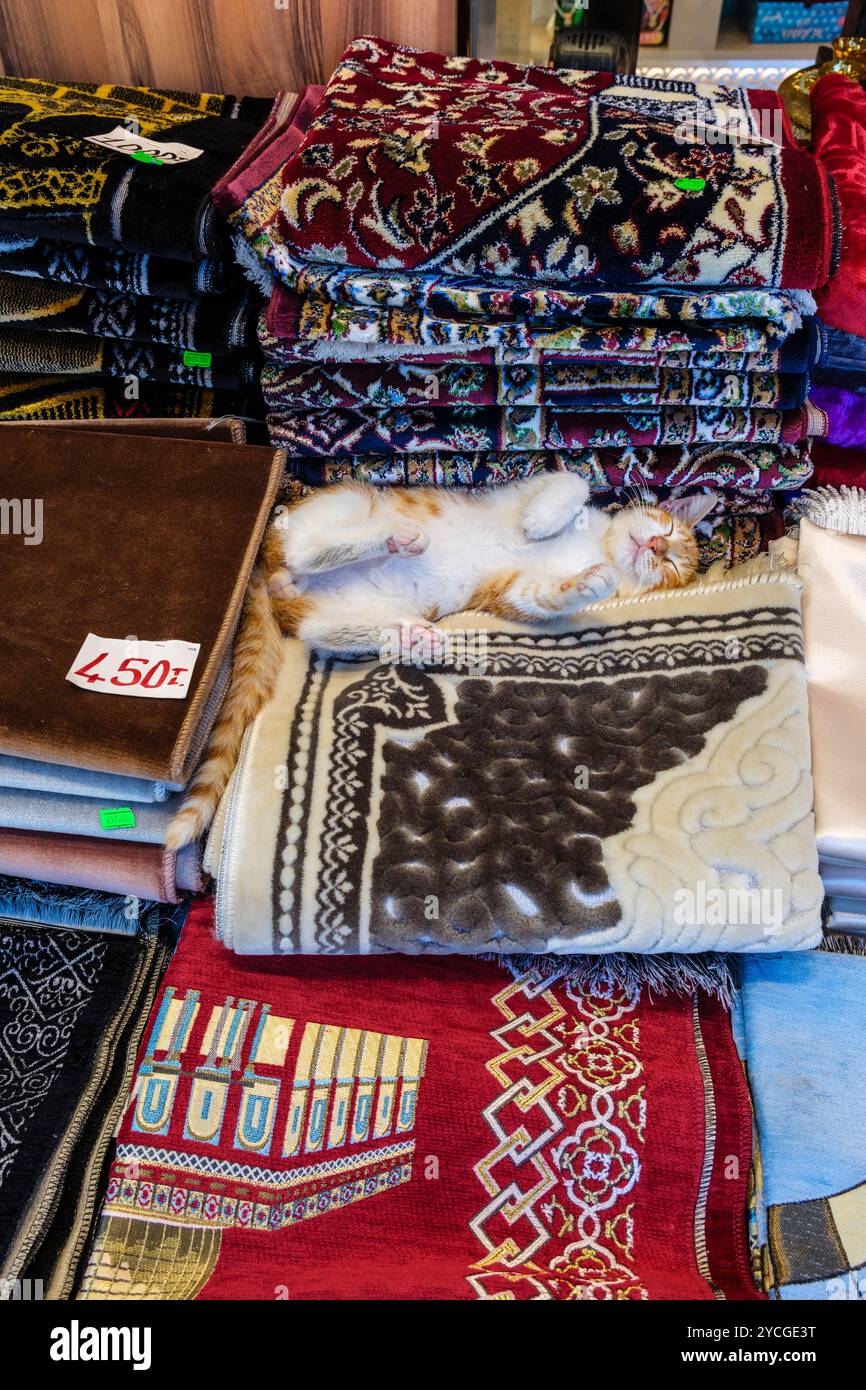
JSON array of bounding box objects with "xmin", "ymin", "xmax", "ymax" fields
[{"xmin": 810, "ymin": 385, "xmax": 866, "ymax": 449}]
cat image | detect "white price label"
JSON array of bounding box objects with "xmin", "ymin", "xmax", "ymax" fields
[
  {"xmin": 66, "ymin": 634, "xmax": 201, "ymax": 699},
  {"xmin": 84, "ymin": 126, "xmax": 204, "ymax": 164}
]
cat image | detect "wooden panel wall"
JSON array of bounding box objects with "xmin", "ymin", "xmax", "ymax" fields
[{"xmin": 0, "ymin": 0, "xmax": 460, "ymax": 96}]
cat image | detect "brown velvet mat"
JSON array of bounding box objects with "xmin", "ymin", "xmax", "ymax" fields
[{"xmin": 0, "ymin": 426, "xmax": 283, "ymax": 781}]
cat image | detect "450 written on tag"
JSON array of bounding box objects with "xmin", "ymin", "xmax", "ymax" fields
[{"xmin": 66, "ymin": 634, "xmax": 200, "ymax": 699}]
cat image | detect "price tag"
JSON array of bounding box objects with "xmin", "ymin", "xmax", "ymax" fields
[
  {"xmin": 100, "ymin": 807, "xmax": 136, "ymax": 830},
  {"xmin": 66, "ymin": 634, "xmax": 201, "ymax": 699},
  {"xmin": 84, "ymin": 127, "xmax": 204, "ymax": 164}
]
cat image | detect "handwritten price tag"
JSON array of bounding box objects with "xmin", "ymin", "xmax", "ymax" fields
[
  {"xmin": 66, "ymin": 634, "xmax": 201, "ymax": 700},
  {"xmin": 85, "ymin": 127, "xmax": 204, "ymax": 164}
]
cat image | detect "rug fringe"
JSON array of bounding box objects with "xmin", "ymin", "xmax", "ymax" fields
[
  {"xmin": 820, "ymin": 931, "xmax": 866, "ymax": 956},
  {"xmin": 791, "ymin": 485, "xmax": 866, "ymax": 536},
  {"xmin": 233, "ymin": 233, "xmax": 274, "ymax": 296},
  {"xmin": 0, "ymin": 875, "xmax": 162, "ymax": 936},
  {"xmin": 478, "ymin": 951, "xmax": 738, "ymax": 1006}
]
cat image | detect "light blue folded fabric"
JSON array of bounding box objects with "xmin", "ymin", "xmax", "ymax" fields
[
  {"xmin": 0, "ymin": 786, "xmax": 184, "ymax": 843},
  {"xmin": 0, "ymin": 753, "xmax": 182, "ymax": 802},
  {"xmin": 741, "ymin": 945, "xmax": 866, "ymax": 1299}
]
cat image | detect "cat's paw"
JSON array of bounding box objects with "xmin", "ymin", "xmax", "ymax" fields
[
  {"xmin": 385, "ymin": 528, "xmax": 429, "ymax": 557},
  {"xmin": 396, "ymin": 620, "xmax": 447, "ymax": 664},
  {"xmin": 523, "ymin": 498, "xmax": 583, "ymax": 542},
  {"xmin": 562, "ymin": 563, "xmax": 618, "ymax": 606},
  {"xmin": 268, "ymin": 567, "xmax": 301, "ymax": 600}
]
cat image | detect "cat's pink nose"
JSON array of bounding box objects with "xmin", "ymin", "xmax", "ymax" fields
[{"xmin": 644, "ymin": 535, "xmax": 667, "ymax": 555}]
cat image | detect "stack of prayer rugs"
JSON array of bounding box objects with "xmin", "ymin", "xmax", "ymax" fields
[
  {"xmin": 217, "ymin": 38, "xmax": 839, "ymax": 569},
  {"xmin": 0, "ymin": 905, "xmax": 177, "ymax": 1298},
  {"xmin": 739, "ymin": 943, "xmax": 866, "ymax": 1299},
  {"xmin": 0, "ymin": 425, "xmax": 283, "ymax": 905},
  {"xmin": 791, "ymin": 485, "xmax": 866, "ymax": 934},
  {"xmin": 75, "ymin": 896, "xmax": 763, "ymax": 1301},
  {"xmin": 0, "ymin": 76, "xmax": 271, "ymax": 421}
]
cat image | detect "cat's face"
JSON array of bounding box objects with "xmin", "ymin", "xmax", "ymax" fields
[{"xmin": 604, "ymin": 503, "xmax": 702, "ymax": 594}]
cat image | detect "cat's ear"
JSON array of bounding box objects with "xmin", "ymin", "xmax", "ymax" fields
[{"xmin": 664, "ymin": 491, "xmax": 720, "ymax": 529}]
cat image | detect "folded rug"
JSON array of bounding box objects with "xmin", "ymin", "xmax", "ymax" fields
[
  {"xmin": 276, "ymin": 285, "xmax": 812, "ymax": 334},
  {"xmin": 0, "ymin": 427, "xmax": 282, "ymax": 782},
  {"xmin": 814, "ymin": 322, "xmax": 866, "ymax": 389},
  {"xmin": 0, "ymin": 753, "xmax": 180, "ymax": 802},
  {"xmin": 271, "ymin": 404, "xmax": 818, "ymax": 456},
  {"xmin": 740, "ymin": 947, "xmax": 866, "ymax": 1299},
  {"xmin": 0, "ymin": 872, "xmax": 169, "ymax": 935},
  {"xmin": 261, "ymin": 317, "xmax": 819, "ymax": 375},
  {"xmin": 812, "ymin": 75, "xmax": 866, "ymax": 338},
  {"xmin": 288, "ymin": 273, "xmax": 812, "ymax": 328},
  {"xmin": 0, "ymin": 273, "xmax": 258, "ymax": 353},
  {"xmin": 0, "ymin": 236, "xmax": 233, "ymax": 299},
  {"xmin": 0, "ymin": 328, "xmax": 256, "ymax": 388},
  {"xmin": 268, "ymin": 292, "xmax": 806, "ymax": 361},
  {"xmin": 0, "ymin": 917, "xmax": 172, "ymax": 1294},
  {"xmin": 0, "ymin": 374, "xmax": 253, "ymax": 421},
  {"xmin": 810, "ymin": 441, "xmax": 866, "ymax": 491},
  {"xmin": 211, "ymin": 560, "xmax": 821, "ymax": 957},
  {"xmin": 246, "ymin": 37, "xmax": 833, "ymax": 290},
  {"xmin": 0, "ymin": 827, "xmax": 202, "ymax": 904},
  {"xmin": 77, "ymin": 897, "xmax": 760, "ymax": 1301},
  {"xmin": 0, "ymin": 77, "xmax": 269, "ymax": 260},
  {"xmin": 262, "ymin": 361, "xmax": 808, "ymax": 411},
  {"xmin": 0, "ymin": 786, "xmax": 184, "ymax": 842},
  {"xmin": 792, "ymin": 487, "xmax": 866, "ymax": 878},
  {"xmin": 289, "ymin": 441, "xmax": 812, "ymax": 491}
]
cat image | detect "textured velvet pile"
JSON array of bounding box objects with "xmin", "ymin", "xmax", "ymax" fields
[
  {"xmin": 209, "ymin": 560, "xmax": 821, "ymax": 958},
  {"xmin": 0, "ymin": 426, "xmax": 283, "ymax": 902},
  {"xmin": 217, "ymin": 44, "xmax": 832, "ymax": 527},
  {"xmin": 0, "ymin": 77, "xmax": 269, "ymax": 418}
]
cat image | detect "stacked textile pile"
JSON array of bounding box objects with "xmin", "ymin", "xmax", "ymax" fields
[
  {"xmin": 739, "ymin": 942, "xmax": 866, "ymax": 1300},
  {"xmin": 217, "ymin": 38, "xmax": 837, "ymax": 568},
  {"xmin": 806, "ymin": 74, "xmax": 866, "ymax": 496},
  {"xmin": 790, "ymin": 486, "xmax": 866, "ymax": 934},
  {"xmin": 0, "ymin": 426, "xmax": 283, "ymax": 907},
  {"xmin": 0, "ymin": 76, "xmax": 271, "ymax": 422},
  {"xmin": 0, "ymin": 894, "xmax": 178, "ymax": 1297},
  {"xmin": 76, "ymin": 897, "xmax": 763, "ymax": 1301}
]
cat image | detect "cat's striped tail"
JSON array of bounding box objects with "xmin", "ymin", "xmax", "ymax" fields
[{"xmin": 165, "ymin": 570, "xmax": 283, "ymax": 852}]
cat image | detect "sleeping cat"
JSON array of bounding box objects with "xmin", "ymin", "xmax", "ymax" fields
[
  {"xmin": 166, "ymin": 473, "xmax": 717, "ymax": 849},
  {"xmin": 263, "ymin": 472, "xmax": 717, "ymax": 654}
]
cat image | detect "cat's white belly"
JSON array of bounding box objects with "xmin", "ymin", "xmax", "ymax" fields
[{"xmin": 297, "ymin": 506, "xmax": 612, "ymax": 618}]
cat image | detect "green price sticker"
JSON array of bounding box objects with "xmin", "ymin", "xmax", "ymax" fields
[
  {"xmin": 99, "ymin": 807, "xmax": 137, "ymax": 831},
  {"xmin": 183, "ymin": 350, "xmax": 213, "ymax": 368},
  {"xmin": 674, "ymin": 177, "xmax": 706, "ymax": 192},
  {"xmin": 131, "ymin": 150, "xmax": 164, "ymax": 165}
]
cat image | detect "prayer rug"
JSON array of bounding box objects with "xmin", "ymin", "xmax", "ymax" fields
[
  {"xmin": 0, "ymin": 427, "xmax": 282, "ymax": 782},
  {"xmin": 0, "ymin": 235, "xmax": 233, "ymax": 300},
  {"xmin": 287, "ymin": 441, "xmax": 813, "ymax": 491},
  {"xmin": 740, "ymin": 946, "xmax": 866, "ymax": 1299},
  {"xmin": 0, "ymin": 272, "xmax": 257, "ymax": 353},
  {"xmin": 0, "ymin": 78, "xmax": 270, "ymax": 259},
  {"xmin": 238, "ymin": 37, "xmax": 834, "ymax": 291},
  {"xmin": 210, "ymin": 559, "xmax": 821, "ymax": 957},
  {"xmin": 77, "ymin": 897, "xmax": 761, "ymax": 1301},
  {"xmin": 0, "ymin": 918, "xmax": 172, "ymax": 1295}
]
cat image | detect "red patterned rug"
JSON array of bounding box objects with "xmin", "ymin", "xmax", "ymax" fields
[{"xmin": 78, "ymin": 899, "xmax": 761, "ymax": 1300}]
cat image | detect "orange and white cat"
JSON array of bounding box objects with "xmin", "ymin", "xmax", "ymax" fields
[
  {"xmin": 263, "ymin": 473, "xmax": 716, "ymax": 655},
  {"xmin": 167, "ymin": 474, "xmax": 716, "ymax": 849}
]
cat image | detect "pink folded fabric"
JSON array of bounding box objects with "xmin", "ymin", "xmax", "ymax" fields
[{"xmin": 0, "ymin": 827, "xmax": 202, "ymax": 904}]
